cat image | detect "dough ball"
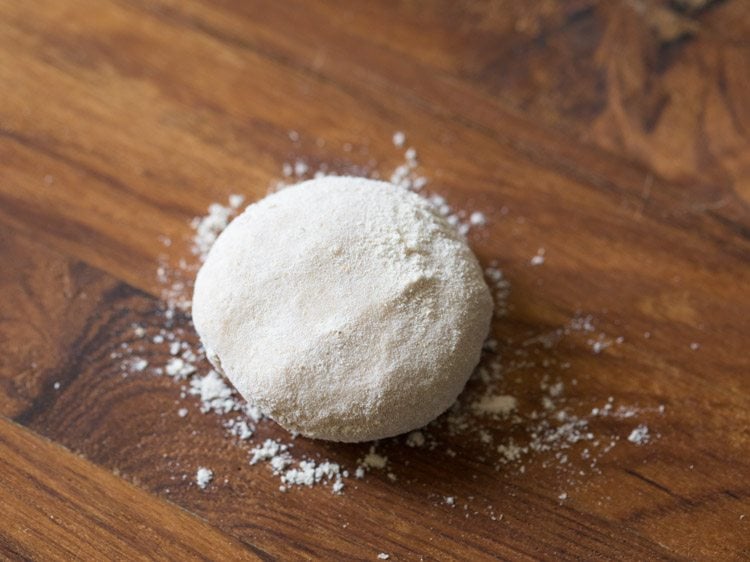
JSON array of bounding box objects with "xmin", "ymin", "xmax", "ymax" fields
[{"xmin": 192, "ymin": 177, "xmax": 492, "ymax": 442}]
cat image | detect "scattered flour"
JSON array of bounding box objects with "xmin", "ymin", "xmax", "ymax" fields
[
  {"xmin": 248, "ymin": 439, "xmax": 345, "ymax": 493},
  {"xmin": 225, "ymin": 418, "xmax": 254, "ymax": 440},
  {"xmin": 249, "ymin": 439, "xmax": 287, "ymax": 465},
  {"xmin": 191, "ymin": 197, "xmax": 244, "ymax": 261},
  {"xmin": 484, "ymin": 264, "xmax": 511, "ymax": 318},
  {"xmin": 165, "ymin": 357, "xmax": 195, "ymax": 379},
  {"xmin": 112, "ymin": 130, "xmax": 662, "ymax": 507},
  {"xmin": 282, "ymin": 460, "xmax": 344, "ymax": 491},
  {"xmin": 189, "ymin": 371, "xmax": 237, "ymax": 415},
  {"xmin": 360, "ymin": 447, "xmax": 388, "ymax": 470}
]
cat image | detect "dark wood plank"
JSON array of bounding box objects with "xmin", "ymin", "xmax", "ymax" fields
[{"xmin": 0, "ymin": 416, "xmax": 262, "ymax": 561}]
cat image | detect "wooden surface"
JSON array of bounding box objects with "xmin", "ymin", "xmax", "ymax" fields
[
  {"xmin": 0, "ymin": 418, "xmax": 259, "ymax": 561},
  {"xmin": 1, "ymin": 0, "xmax": 749, "ymax": 560}
]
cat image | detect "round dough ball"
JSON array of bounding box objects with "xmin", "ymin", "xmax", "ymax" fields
[{"xmin": 192, "ymin": 177, "xmax": 492, "ymax": 442}]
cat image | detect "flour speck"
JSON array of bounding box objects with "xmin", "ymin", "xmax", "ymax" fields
[
  {"xmin": 627, "ymin": 424, "xmax": 650, "ymax": 445},
  {"xmin": 196, "ymin": 467, "xmax": 213, "ymax": 489},
  {"xmin": 530, "ymin": 248, "xmax": 546, "ymax": 266}
]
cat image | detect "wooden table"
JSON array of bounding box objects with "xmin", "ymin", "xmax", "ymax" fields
[{"xmin": 1, "ymin": 1, "xmax": 749, "ymax": 559}]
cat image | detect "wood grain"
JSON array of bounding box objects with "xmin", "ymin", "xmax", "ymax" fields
[
  {"xmin": 2, "ymin": 225, "xmax": 674, "ymax": 562},
  {"xmin": 0, "ymin": 417, "xmax": 261, "ymax": 561},
  {"xmin": 1, "ymin": 0, "xmax": 749, "ymax": 559}
]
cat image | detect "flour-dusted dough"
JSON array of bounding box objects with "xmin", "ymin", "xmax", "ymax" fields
[{"xmin": 192, "ymin": 177, "xmax": 492, "ymax": 442}]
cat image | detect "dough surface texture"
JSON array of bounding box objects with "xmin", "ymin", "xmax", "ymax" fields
[{"xmin": 192, "ymin": 176, "xmax": 492, "ymax": 442}]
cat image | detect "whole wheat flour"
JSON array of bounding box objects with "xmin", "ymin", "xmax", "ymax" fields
[{"xmin": 192, "ymin": 177, "xmax": 493, "ymax": 442}]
